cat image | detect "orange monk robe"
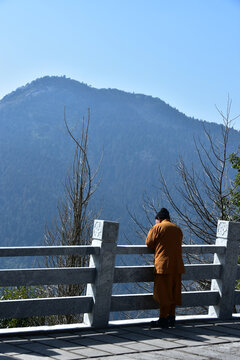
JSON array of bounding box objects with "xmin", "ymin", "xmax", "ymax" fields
[{"xmin": 146, "ymin": 219, "xmax": 185, "ymax": 306}]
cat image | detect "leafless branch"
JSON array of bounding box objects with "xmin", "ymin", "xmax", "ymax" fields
[{"xmin": 43, "ymin": 109, "xmax": 102, "ymax": 324}]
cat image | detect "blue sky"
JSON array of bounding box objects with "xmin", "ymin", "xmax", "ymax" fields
[{"xmin": 1, "ymin": 0, "xmax": 240, "ymax": 128}]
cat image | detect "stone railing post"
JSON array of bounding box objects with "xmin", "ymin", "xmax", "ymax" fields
[
  {"xmin": 208, "ymin": 220, "xmax": 240, "ymax": 319},
  {"xmin": 84, "ymin": 219, "xmax": 119, "ymax": 328}
]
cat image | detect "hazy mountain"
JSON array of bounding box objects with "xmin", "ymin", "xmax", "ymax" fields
[{"xmin": 0, "ymin": 76, "xmax": 239, "ymax": 249}]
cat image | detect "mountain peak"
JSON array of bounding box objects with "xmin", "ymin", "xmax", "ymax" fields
[{"xmin": 0, "ymin": 76, "xmax": 93, "ymax": 104}]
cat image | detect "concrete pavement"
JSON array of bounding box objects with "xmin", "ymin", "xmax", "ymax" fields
[{"xmin": 0, "ymin": 319, "xmax": 240, "ymax": 359}]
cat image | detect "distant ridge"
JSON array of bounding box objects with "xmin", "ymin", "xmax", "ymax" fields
[{"xmin": 0, "ymin": 76, "xmax": 198, "ymax": 123}]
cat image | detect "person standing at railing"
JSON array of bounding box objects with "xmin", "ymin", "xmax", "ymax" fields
[{"xmin": 146, "ymin": 208, "xmax": 185, "ymax": 328}]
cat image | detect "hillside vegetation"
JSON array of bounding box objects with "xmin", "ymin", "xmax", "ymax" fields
[{"xmin": 0, "ymin": 76, "xmax": 239, "ymax": 248}]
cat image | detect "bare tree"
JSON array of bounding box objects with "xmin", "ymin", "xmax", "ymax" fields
[
  {"xmin": 44, "ymin": 109, "xmax": 101, "ymax": 324},
  {"xmin": 159, "ymin": 98, "xmax": 239, "ymax": 246},
  {"xmin": 131, "ymin": 99, "xmax": 239, "ymax": 244}
]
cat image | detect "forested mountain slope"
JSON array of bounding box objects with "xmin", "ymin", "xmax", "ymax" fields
[{"xmin": 0, "ymin": 76, "xmax": 239, "ymax": 247}]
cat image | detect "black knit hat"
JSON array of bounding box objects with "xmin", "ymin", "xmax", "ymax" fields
[{"xmin": 155, "ymin": 208, "xmax": 170, "ymax": 220}]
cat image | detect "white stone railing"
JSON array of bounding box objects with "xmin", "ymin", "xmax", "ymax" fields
[{"xmin": 0, "ymin": 219, "xmax": 239, "ymax": 328}]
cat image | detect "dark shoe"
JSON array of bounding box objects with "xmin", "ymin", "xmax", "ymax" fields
[
  {"xmin": 168, "ymin": 315, "xmax": 175, "ymax": 327},
  {"xmin": 150, "ymin": 318, "xmax": 169, "ymax": 329}
]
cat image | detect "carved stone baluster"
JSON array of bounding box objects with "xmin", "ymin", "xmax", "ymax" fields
[
  {"xmin": 209, "ymin": 220, "xmax": 240, "ymax": 319},
  {"xmin": 84, "ymin": 220, "xmax": 119, "ymax": 327}
]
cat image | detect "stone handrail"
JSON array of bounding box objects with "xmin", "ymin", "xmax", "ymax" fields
[{"xmin": 0, "ymin": 219, "xmax": 239, "ymax": 328}]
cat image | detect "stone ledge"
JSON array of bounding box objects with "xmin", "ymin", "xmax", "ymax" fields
[{"xmin": 0, "ymin": 314, "xmax": 239, "ymax": 336}]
